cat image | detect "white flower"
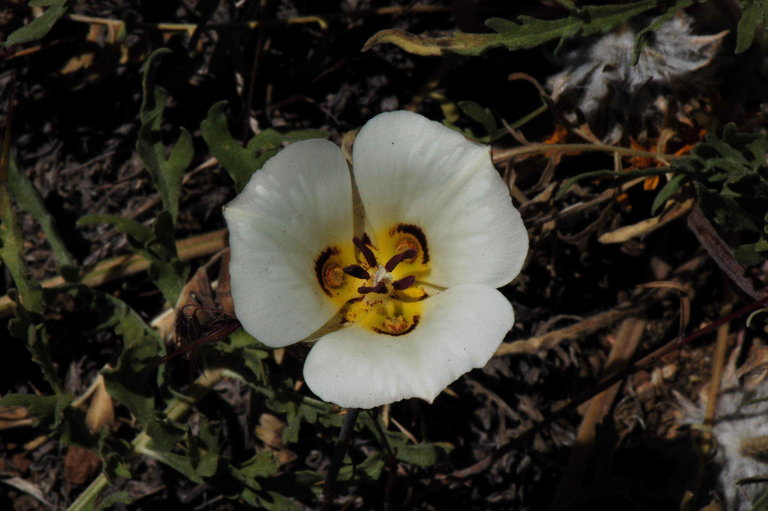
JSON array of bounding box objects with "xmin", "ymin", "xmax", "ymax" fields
[{"xmin": 223, "ymin": 111, "xmax": 528, "ymax": 409}]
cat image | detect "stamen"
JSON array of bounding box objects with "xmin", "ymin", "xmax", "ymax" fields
[
  {"xmin": 353, "ymin": 236, "xmax": 378, "ymax": 268},
  {"xmin": 392, "ymin": 275, "xmax": 416, "ymax": 290},
  {"xmin": 384, "ymin": 249, "xmax": 417, "ymax": 272},
  {"xmin": 323, "ymin": 264, "xmax": 345, "ymax": 288},
  {"xmin": 343, "ymin": 264, "xmax": 370, "ymax": 280},
  {"xmin": 358, "ymin": 282, "xmax": 387, "ymax": 294}
]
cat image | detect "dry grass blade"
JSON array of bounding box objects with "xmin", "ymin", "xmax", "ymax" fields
[
  {"xmin": 495, "ymin": 305, "xmax": 644, "ymax": 357},
  {"xmin": 548, "ymin": 316, "xmax": 646, "ymax": 510}
]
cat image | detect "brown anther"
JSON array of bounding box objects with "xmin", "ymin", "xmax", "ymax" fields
[
  {"xmin": 384, "ymin": 249, "xmax": 417, "ymax": 272},
  {"xmin": 323, "ymin": 264, "xmax": 345, "ymax": 289},
  {"xmin": 353, "ymin": 235, "xmax": 378, "ymax": 268},
  {"xmin": 343, "ymin": 264, "xmax": 370, "ymax": 280},
  {"xmin": 358, "ymin": 282, "xmax": 387, "ymax": 294},
  {"xmin": 392, "ymin": 275, "xmax": 416, "ymax": 290}
]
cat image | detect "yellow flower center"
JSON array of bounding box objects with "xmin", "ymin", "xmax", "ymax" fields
[{"xmin": 314, "ymin": 224, "xmax": 430, "ymax": 335}]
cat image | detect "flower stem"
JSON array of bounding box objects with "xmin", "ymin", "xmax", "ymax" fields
[{"xmin": 321, "ymin": 408, "xmax": 360, "ymax": 510}]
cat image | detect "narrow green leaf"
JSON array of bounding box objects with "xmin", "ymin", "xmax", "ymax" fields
[
  {"xmin": 0, "ymin": 170, "xmax": 43, "ymax": 312},
  {"xmin": 136, "ymin": 48, "xmax": 189, "ymax": 224},
  {"xmin": 8, "ymin": 156, "xmax": 77, "ymax": 271},
  {"xmin": 146, "ymin": 211, "xmax": 188, "ymax": 303},
  {"xmin": 736, "ymin": 0, "xmax": 768, "ymax": 53},
  {"xmin": 651, "ymin": 173, "xmax": 687, "ymax": 214},
  {"xmin": 1, "ymin": 154, "xmax": 60, "ymax": 392},
  {"xmin": 78, "ymin": 214, "xmax": 153, "ymax": 243},
  {"xmin": 0, "ymin": 392, "xmax": 73, "ymax": 431},
  {"xmin": 632, "ymin": 0, "xmax": 694, "ymax": 64},
  {"xmin": 4, "ymin": 0, "xmax": 69, "ymax": 47},
  {"xmin": 77, "ymin": 211, "xmax": 188, "ymax": 304}
]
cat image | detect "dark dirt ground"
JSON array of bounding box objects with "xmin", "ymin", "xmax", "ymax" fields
[{"xmin": 1, "ymin": 1, "xmax": 768, "ymax": 510}]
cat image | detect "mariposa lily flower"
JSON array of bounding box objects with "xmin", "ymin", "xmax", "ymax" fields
[{"xmin": 224, "ymin": 111, "xmax": 528, "ymax": 409}]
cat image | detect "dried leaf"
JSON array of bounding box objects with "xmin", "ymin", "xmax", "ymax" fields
[
  {"xmin": 84, "ymin": 376, "xmax": 114, "ymax": 433},
  {"xmin": 63, "ymin": 445, "xmax": 101, "ymax": 485}
]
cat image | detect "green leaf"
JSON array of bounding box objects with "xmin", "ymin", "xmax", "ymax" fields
[
  {"xmin": 631, "ymin": 0, "xmax": 693, "ymax": 64},
  {"xmin": 145, "ymin": 211, "xmax": 188, "ymax": 304},
  {"xmin": 77, "ymin": 211, "xmax": 188, "ymax": 304},
  {"xmin": 8, "ymin": 156, "xmax": 77, "ymax": 272},
  {"xmin": 394, "ymin": 441, "xmax": 453, "ymax": 467},
  {"xmin": 364, "ymin": 0, "xmax": 657, "ymax": 56},
  {"xmin": 78, "ymin": 214, "xmax": 153, "ymax": 243},
  {"xmin": 651, "ymin": 173, "xmax": 687, "ymax": 214},
  {"xmin": 201, "ymin": 102, "xmax": 329, "ymax": 193},
  {"xmin": 146, "ymin": 450, "xmax": 203, "ymax": 482},
  {"xmin": 212, "ymin": 329, "xmax": 269, "ymax": 385},
  {"xmin": 201, "ymin": 101, "xmax": 255, "ymax": 193},
  {"xmin": 1, "ymin": 154, "xmax": 60, "ymax": 392},
  {"xmin": 734, "ymin": 239, "xmax": 768, "ymax": 266},
  {"xmin": 736, "ymin": 0, "xmax": 768, "ymax": 53},
  {"xmin": 236, "ymin": 451, "xmax": 280, "ymax": 481},
  {"xmin": 337, "ymin": 451, "xmax": 386, "ymax": 482},
  {"xmin": 454, "ymin": 101, "xmax": 507, "ymax": 142},
  {"xmin": 136, "ymin": 48, "xmax": 191, "ymax": 224},
  {"xmin": 51, "ymin": 285, "xmax": 181, "ymax": 451},
  {"xmin": 0, "ymin": 392, "xmax": 73, "ymax": 432},
  {"xmin": 4, "ymin": 0, "xmax": 69, "ymax": 47},
  {"xmin": 100, "ymin": 437, "xmax": 133, "ymax": 480},
  {"xmin": 187, "ymin": 417, "xmax": 221, "ymax": 479},
  {"xmin": 255, "ymin": 492, "xmax": 301, "ymax": 511},
  {"xmin": 670, "ymin": 124, "xmax": 768, "ymax": 266},
  {"xmin": 94, "ymin": 491, "xmax": 134, "ymax": 511}
]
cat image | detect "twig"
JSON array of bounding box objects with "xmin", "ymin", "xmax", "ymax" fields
[
  {"xmin": 446, "ymin": 292, "xmax": 768, "ymax": 481},
  {"xmin": 495, "ymin": 304, "xmax": 644, "ymax": 356},
  {"xmin": 321, "ymin": 408, "xmax": 360, "ymax": 511},
  {"xmin": 687, "ymin": 205, "xmax": 766, "ymax": 300},
  {"xmin": 492, "ymin": 143, "xmax": 682, "ymax": 165}
]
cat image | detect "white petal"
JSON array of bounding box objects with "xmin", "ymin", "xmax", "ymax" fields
[
  {"xmin": 224, "ymin": 139, "xmax": 352, "ymax": 347},
  {"xmin": 353, "ymin": 111, "xmax": 528, "ymax": 288},
  {"xmin": 303, "ymin": 284, "xmax": 513, "ymax": 408}
]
